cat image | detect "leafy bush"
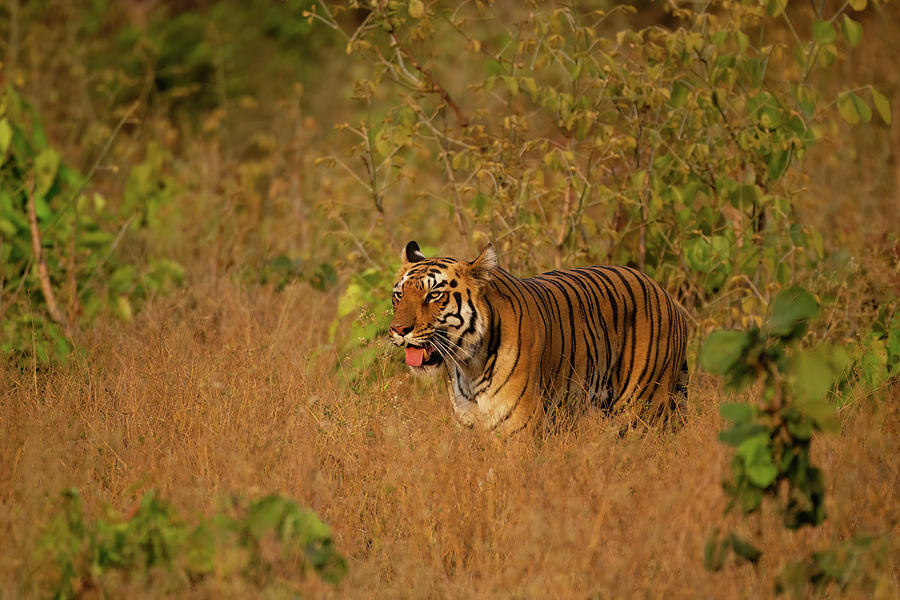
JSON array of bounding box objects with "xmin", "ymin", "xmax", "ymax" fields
[
  {"xmin": 40, "ymin": 488, "xmax": 346, "ymax": 598},
  {"xmin": 700, "ymin": 286, "xmax": 896, "ymax": 592},
  {"xmin": 776, "ymin": 535, "xmax": 895, "ymax": 599},
  {"xmin": 308, "ymin": 0, "xmax": 890, "ymax": 376},
  {"xmin": 0, "ymin": 87, "xmax": 183, "ymax": 367},
  {"xmin": 701, "ymin": 287, "xmax": 844, "ymax": 565}
]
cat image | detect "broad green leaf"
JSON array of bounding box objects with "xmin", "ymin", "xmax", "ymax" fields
[
  {"xmin": 337, "ymin": 282, "xmax": 366, "ymax": 318},
  {"xmin": 700, "ymin": 330, "xmax": 751, "ymax": 374},
  {"xmin": 812, "ymin": 21, "xmax": 836, "ymax": 45},
  {"xmin": 766, "ymin": 0, "xmax": 788, "ymax": 17},
  {"xmin": 767, "ymin": 149, "xmax": 792, "ymax": 181},
  {"xmin": 818, "ymin": 43, "xmax": 837, "ymax": 68},
  {"xmin": 737, "ymin": 434, "xmax": 778, "ymax": 487},
  {"xmin": 784, "ymin": 466, "xmax": 826, "ymax": 528},
  {"xmin": 408, "ymin": 0, "xmax": 424, "ymax": 19},
  {"xmin": 837, "ymin": 92, "xmax": 860, "ymax": 125},
  {"xmin": 374, "ymin": 127, "xmax": 392, "ymax": 158},
  {"xmin": 840, "ymin": 15, "xmax": 863, "ymax": 47},
  {"xmin": 685, "ymin": 237, "xmax": 713, "ymax": 272},
  {"xmin": 80, "ymin": 230, "xmax": 115, "ymax": 247},
  {"xmin": 792, "ymin": 349, "xmax": 833, "ymax": 402},
  {"xmin": 850, "ymin": 92, "xmax": 871, "ymax": 123},
  {"xmin": 719, "ymin": 422, "xmax": 770, "ymax": 446},
  {"xmin": 247, "ymin": 495, "xmax": 288, "ymax": 540},
  {"xmin": 795, "ymin": 398, "xmax": 840, "ymax": 433},
  {"xmin": 871, "ymin": 88, "xmax": 892, "ymax": 125},
  {"xmin": 786, "ymin": 414, "xmax": 815, "ymax": 440},
  {"xmin": 729, "ymin": 533, "xmax": 762, "ymax": 563},
  {"xmin": 521, "ymin": 77, "xmax": 538, "ymax": 95},
  {"xmin": 794, "ymin": 83, "xmax": 817, "ymax": 118},
  {"xmin": 719, "ymin": 402, "xmax": 755, "ymax": 424},
  {"xmin": 0, "ymin": 118, "xmax": 11, "ymax": 156},
  {"xmin": 35, "ymin": 148, "xmax": 61, "ymax": 197},
  {"xmin": 669, "ymin": 81, "xmax": 689, "ymax": 108},
  {"xmin": 0, "ymin": 218, "xmax": 15, "ymax": 237},
  {"xmin": 729, "ymin": 184, "xmax": 761, "ymax": 209},
  {"xmin": 837, "ymin": 91, "xmax": 871, "ymax": 125},
  {"xmin": 768, "ymin": 287, "xmax": 818, "ymax": 339},
  {"xmin": 501, "ymin": 76, "xmax": 519, "ymax": 95},
  {"xmin": 738, "ymin": 485, "xmax": 764, "ymax": 512},
  {"xmin": 848, "ymin": 0, "xmax": 867, "ymax": 10}
]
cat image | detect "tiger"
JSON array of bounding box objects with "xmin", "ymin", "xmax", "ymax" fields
[{"xmin": 389, "ymin": 241, "xmax": 688, "ymax": 436}]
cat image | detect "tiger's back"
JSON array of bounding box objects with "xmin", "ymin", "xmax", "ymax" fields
[
  {"xmin": 389, "ymin": 242, "xmax": 688, "ymax": 436},
  {"xmin": 488, "ymin": 265, "xmax": 688, "ymax": 429}
]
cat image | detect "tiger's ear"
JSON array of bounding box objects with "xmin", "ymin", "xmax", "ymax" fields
[
  {"xmin": 468, "ymin": 243, "xmax": 497, "ymax": 284},
  {"xmin": 402, "ymin": 240, "xmax": 427, "ymax": 266}
]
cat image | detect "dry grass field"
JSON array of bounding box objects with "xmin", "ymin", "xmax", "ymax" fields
[
  {"xmin": 2, "ymin": 1, "xmax": 900, "ymax": 598},
  {"xmin": 2, "ymin": 273, "xmax": 898, "ymax": 597}
]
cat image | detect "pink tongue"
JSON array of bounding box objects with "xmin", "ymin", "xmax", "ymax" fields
[{"xmin": 405, "ymin": 347, "xmax": 425, "ymax": 367}]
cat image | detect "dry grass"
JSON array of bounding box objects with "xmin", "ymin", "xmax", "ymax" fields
[{"xmin": 2, "ymin": 274, "xmax": 897, "ymax": 598}]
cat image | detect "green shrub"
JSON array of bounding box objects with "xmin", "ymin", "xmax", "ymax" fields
[
  {"xmin": 0, "ymin": 87, "xmax": 182, "ymax": 367},
  {"xmin": 40, "ymin": 488, "xmax": 346, "ymax": 598}
]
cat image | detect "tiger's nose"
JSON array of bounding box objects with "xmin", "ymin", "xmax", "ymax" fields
[{"xmin": 390, "ymin": 324, "xmax": 412, "ymax": 337}]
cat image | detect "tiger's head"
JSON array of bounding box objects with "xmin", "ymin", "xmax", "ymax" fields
[{"xmin": 389, "ymin": 241, "xmax": 497, "ymax": 373}]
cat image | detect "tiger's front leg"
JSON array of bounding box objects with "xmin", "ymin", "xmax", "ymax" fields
[{"xmin": 446, "ymin": 375, "xmax": 481, "ymax": 428}]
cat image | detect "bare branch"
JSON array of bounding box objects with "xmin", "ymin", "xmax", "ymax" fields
[{"xmin": 26, "ymin": 175, "xmax": 69, "ymax": 334}]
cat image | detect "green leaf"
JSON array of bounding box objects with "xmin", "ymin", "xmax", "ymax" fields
[
  {"xmin": 521, "ymin": 77, "xmax": 538, "ymax": 95},
  {"xmin": 837, "ymin": 92, "xmax": 860, "ymax": 125},
  {"xmin": 35, "ymin": 148, "xmax": 61, "ymax": 197},
  {"xmin": 848, "ymin": 0, "xmax": 867, "ymax": 10},
  {"xmin": 719, "ymin": 402, "xmax": 755, "ymax": 424},
  {"xmin": 851, "ymin": 92, "xmax": 872, "ymax": 123},
  {"xmin": 719, "ymin": 422, "xmax": 770, "ymax": 446},
  {"xmin": 700, "ymin": 330, "xmax": 751, "ymax": 374},
  {"xmin": 669, "ymin": 81, "xmax": 689, "ymax": 108},
  {"xmin": 840, "ymin": 15, "xmax": 863, "ymax": 47},
  {"xmin": 115, "ymin": 296, "xmax": 133, "ymax": 322},
  {"xmin": 729, "ymin": 533, "xmax": 762, "ymax": 563},
  {"xmin": 685, "ymin": 237, "xmax": 712, "ymax": 272},
  {"xmin": 738, "ymin": 485, "xmax": 764, "ymax": 512},
  {"xmin": 408, "ymin": 0, "xmax": 424, "ymax": 19},
  {"xmin": 784, "ymin": 465, "xmax": 826, "ymax": 528},
  {"xmin": 247, "ymin": 496, "xmax": 288, "ymax": 540},
  {"xmin": 837, "ymin": 91, "xmax": 872, "ymax": 125},
  {"xmin": 792, "ymin": 349, "xmax": 833, "ymax": 402},
  {"xmin": 812, "ymin": 21, "xmax": 836, "ymax": 45},
  {"xmin": 0, "ymin": 118, "xmax": 12, "ymax": 157},
  {"xmin": 768, "ymin": 287, "xmax": 818, "ymax": 339},
  {"xmin": 786, "ymin": 413, "xmax": 815, "ymax": 440},
  {"xmin": 871, "ymin": 88, "xmax": 892, "ymax": 125},
  {"xmin": 767, "ymin": 149, "xmax": 792, "ymax": 182},
  {"xmin": 766, "ymin": 0, "xmax": 788, "ymax": 17},
  {"xmin": 337, "ymin": 282, "xmax": 366, "ymax": 318},
  {"xmin": 501, "ymin": 75, "xmax": 519, "ymax": 96},
  {"xmin": 737, "ymin": 434, "xmax": 778, "ymax": 487}
]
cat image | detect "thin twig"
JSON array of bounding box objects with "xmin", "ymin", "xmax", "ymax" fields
[
  {"xmin": 26, "ymin": 175, "xmax": 68, "ymax": 334},
  {"xmin": 377, "ymin": 5, "xmax": 469, "ymax": 127}
]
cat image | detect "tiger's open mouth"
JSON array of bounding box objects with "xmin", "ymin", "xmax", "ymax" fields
[{"xmin": 405, "ymin": 342, "xmax": 442, "ymax": 369}]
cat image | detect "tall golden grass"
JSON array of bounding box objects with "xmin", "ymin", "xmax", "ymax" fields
[
  {"xmin": 2, "ymin": 2, "xmax": 899, "ymax": 597},
  {"xmin": 2, "ymin": 273, "xmax": 897, "ymax": 597}
]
